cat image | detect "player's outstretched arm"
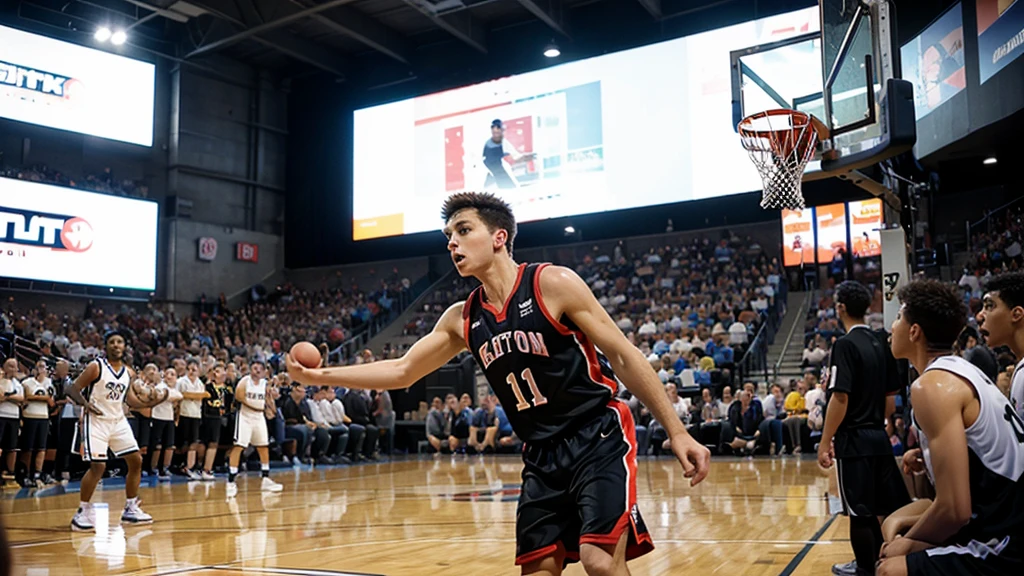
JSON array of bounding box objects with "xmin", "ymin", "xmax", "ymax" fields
[
  {"xmin": 538, "ymin": 265, "xmax": 710, "ymax": 486},
  {"xmin": 286, "ymin": 303, "xmax": 468, "ymax": 391},
  {"xmin": 882, "ymin": 371, "xmax": 973, "ymax": 559},
  {"xmin": 66, "ymin": 361, "xmax": 102, "ymax": 415}
]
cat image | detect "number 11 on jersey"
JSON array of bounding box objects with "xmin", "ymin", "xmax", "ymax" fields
[{"xmin": 506, "ymin": 368, "xmax": 548, "ymax": 411}]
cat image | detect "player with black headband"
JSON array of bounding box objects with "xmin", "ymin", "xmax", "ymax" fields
[
  {"xmin": 819, "ymin": 280, "xmax": 910, "ymax": 576},
  {"xmin": 65, "ymin": 330, "xmax": 170, "ymax": 531}
]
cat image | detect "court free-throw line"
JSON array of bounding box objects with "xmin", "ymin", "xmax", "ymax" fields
[{"xmin": 777, "ymin": 513, "xmax": 838, "ymax": 576}]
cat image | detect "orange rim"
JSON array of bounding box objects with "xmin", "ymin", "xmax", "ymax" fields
[{"xmin": 737, "ymin": 109, "xmax": 830, "ymax": 142}]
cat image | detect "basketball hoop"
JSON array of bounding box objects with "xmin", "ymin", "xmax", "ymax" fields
[{"xmin": 738, "ymin": 109, "xmax": 829, "ymax": 210}]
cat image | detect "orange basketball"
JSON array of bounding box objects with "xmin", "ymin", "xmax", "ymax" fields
[{"xmin": 290, "ymin": 341, "xmax": 322, "ymax": 368}]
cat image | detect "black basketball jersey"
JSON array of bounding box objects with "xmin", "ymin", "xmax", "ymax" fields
[
  {"xmin": 463, "ymin": 263, "xmax": 616, "ymax": 443},
  {"xmin": 825, "ymin": 325, "xmax": 899, "ymax": 457}
]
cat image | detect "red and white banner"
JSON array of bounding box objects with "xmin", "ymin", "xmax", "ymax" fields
[
  {"xmin": 0, "ymin": 176, "xmax": 158, "ymax": 290},
  {"xmin": 235, "ymin": 242, "xmax": 259, "ymax": 263}
]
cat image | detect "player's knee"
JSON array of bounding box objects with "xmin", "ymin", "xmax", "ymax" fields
[
  {"xmin": 579, "ymin": 546, "xmax": 624, "ymax": 576},
  {"xmin": 876, "ymin": 556, "xmax": 908, "ymax": 576}
]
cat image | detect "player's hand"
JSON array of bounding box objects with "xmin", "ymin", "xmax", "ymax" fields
[
  {"xmin": 86, "ymin": 400, "xmax": 103, "ymax": 416},
  {"xmin": 285, "ymin": 353, "xmax": 317, "ymax": 385},
  {"xmin": 669, "ymin": 432, "xmax": 710, "ymax": 486},
  {"xmin": 902, "ymin": 448, "xmax": 925, "ymax": 475},
  {"xmin": 879, "ymin": 536, "xmax": 931, "ymax": 559},
  {"xmin": 817, "ymin": 440, "xmax": 834, "ymax": 469}
]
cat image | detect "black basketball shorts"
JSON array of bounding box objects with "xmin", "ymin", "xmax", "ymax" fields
[
  {"xmin": 19, "ymin": 418, "xmax": 48, "ymax": 452},
  {"xmin": 836, "ymin": 454, "xmax": 911, "ymax": 518},
  {"xmin": 177, "ymin": 416, "xmax": 201, "ymax": 446},
  {"xmin": 200, "ymin": 416, "xmax": 223, "ymax": 444},
  {"xmin": 0, "ymin": 417, "xmax": 19, "ymax": 451},
  {"xmin": 907, "ymin": 534, "xmax": 1023, "ymax": 576},
  {"xmin": 515, "ymin": 400, "xmax": 654, "ymax": 567}
]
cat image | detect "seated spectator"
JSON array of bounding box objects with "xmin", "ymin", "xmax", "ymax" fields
[
  {"xmin": 469, "ymin": 395, "xmax": 499, "ymax": 454},
  {"xmin": 759, "ymin": 384, "xmax": 786, "ymax": 455},
  {"xmin": 783, "ymin": 377, "xmax": 811, "ymax": 454},
  {"xmin": 309, "ymin": 387, "xmax": 350, "ymax": 463},
  {"xmin": 802, "ymin": 339, "xmax": 827, "ymax": 369},
  {"xmin": 424, "ymin": 397, "xmax": 447, "ymax": 453},
  {"xmin": 343, "ymin": 387, "xmax": 379, "ymax": 460},
  {"xmin": 722, "ymin": 390, "xmax": 762, "ymax": 455},
  {"xmin": 282, "ymin": 385, "xmax": 331, "ymax": 464},
  {"xmin": 372, "ymin": 389, "xmax": 395, "ymax": 455}
]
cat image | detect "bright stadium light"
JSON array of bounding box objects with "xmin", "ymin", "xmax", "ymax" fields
[
  {"xmin": 983, "ymin": 157, "xmax": 997, "ymax": 165},
  {"xmin": 564, "ymin": 226, "xmax": 575, "ymax": 234},
  {"xmin": 543, "ymin": 44, "xmax": 561, "ymax": 58},
  {"xmin": 95, "ymin": 27, "xmax": 112, "ymax": 42},
  {"xmin": 111, "ymin": 30, "xmax": 127, "ymax": 45}
]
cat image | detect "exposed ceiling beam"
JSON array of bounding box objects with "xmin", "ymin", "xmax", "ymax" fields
[
  {"xmin": 183, "ymin": 0, "xmax": 354, "ymax": 58},
  {"xmin": 180, "ymin": 0, "xmax": 347, "ymax": 77},
  {"xmin": 636, "ymin": 0, "xmax": 662, "ymax": 20},
  {"xmin": 514, "ymin": 0, "xmax": 569, "ymax": 38},
  {"xmin": 295, "ymin": 1, "xmax": 410, "ymax": 65},
  {"xmin": 401, "ymin": 0, "xmax": 487, "ymax": 54}
]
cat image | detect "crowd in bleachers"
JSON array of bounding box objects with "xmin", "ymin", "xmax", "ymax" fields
[
  {"xmin": 967, "ymin": 204, "xmax": 1022, "ymax": 273},
  {"xmin": 0, "ymin": 163, "xmax": 150, "ymax": 198}
]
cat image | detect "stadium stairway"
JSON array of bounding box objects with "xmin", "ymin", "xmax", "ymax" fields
[
  {"xmin": 768, "ymin": 290, "xmax": 812, "ymax": 386},
  {"xmin": 357, "ymin": 269, "xmax": 460, "ymax": 356}
]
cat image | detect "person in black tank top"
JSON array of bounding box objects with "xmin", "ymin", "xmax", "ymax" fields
[
  {"xmin": 876, "ymin": 280, "xmax": 1024, "ymax": 576},
  {"xmin": 286, "ymin": 192, "xmax": 710, "ymax": 575}
]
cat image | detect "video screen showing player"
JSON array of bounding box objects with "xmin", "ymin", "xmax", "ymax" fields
[{"xmin": 481, "ymin": 119, "xmax": 536, "ymax": 190}]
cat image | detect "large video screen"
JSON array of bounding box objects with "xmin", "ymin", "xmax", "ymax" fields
[
  {"xmin": 815, "ymin": 203, "xmax": 848, "ymax": 264},
  {"xmin": 900, "ymin": 4, "xmax": 966, "ymax": 120},
  {"xmin": 781, "ymin": 209, "xmax": 815, "ymax": 267},
  {"xmin": 352, "ymin": 7, "xmax": 820, "ymax": 240},
  {"xmin": 0, "ymin": 25, "xmax": 155, "ymax": 146},
  {"xmin": 977, "ymin": 0, "xmax": 1024, "ymax": 83},
  {"xmin": 0, "ymin": 177, "xmax": 158, "ymax": 290},
  {"xmin": 848, "ymin": 198, "xmax": 883, "ymax": 258}
]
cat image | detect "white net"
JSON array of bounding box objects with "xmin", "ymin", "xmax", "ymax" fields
[{"xmin": 738, "ymin": 110, "xmax": 821, "ymax": 211}]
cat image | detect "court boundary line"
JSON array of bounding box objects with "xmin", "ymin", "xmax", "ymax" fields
[{"xmin": 778, "ymin": 513, "xmax": 838, "ymax": 576}]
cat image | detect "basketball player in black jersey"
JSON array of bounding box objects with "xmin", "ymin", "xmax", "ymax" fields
[
  {"xmin": 876, "ymin": 280, "xmax": 1024, "ymax": 576},
  {"xmin": 288, "ymin": 192, "xmax": 710, "ymax": 575}
]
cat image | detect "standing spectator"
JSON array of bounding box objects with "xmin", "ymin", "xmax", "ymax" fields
[
  {"xmin": 343, "ymin": 387, "xmax": 379, "ymax": 460},
  {"xmin": 373, "ymin": 389, "xmax": 395, "ymax": 456}
]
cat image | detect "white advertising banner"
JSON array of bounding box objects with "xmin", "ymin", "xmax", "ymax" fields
[
  {"xmin": 880, "ymin": 227, "xmax": 911, "ymax": 328},
  {"xmin": 0, "ymin": 177, "xmax": 158, "ymax": 290},
  {"xmin": 0, "ymin": 24, "xmax": 155, "ymax": 146}
]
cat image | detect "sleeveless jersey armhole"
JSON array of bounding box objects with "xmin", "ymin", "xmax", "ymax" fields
[{"xmin": 532, "ymin": 263, "xmax": 574, "ymax": 337}]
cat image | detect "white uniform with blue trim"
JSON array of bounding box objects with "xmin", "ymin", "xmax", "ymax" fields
[
  {"xmin": 233, "ymin": 375, "xmax": 269, "ymax": 447},
  {"xmin": 80, "ymin": 358, "xmax": 139, "ymax": 461}
]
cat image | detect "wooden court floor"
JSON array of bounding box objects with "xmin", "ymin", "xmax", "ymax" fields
[{"xmin": 2, "ymin": 455, "xmax": 857, "ymax": 575}]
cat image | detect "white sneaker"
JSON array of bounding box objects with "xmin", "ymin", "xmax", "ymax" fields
[
  {"xmin": 186, "ymin": 469, "xmax": 201, "ymax": 481},
  {"xmin": 226, "ymin": 481, "xmax": 238, "ymax": 499},
  {"xmin": 200, "ymin": 471, "xmax": 216, "ymax": 481},
  {"xmin": 122, "ymin": 500, "xmax": 153, "ymax": 524},
  {"xmin": 71, "ymin": 506, "xmax": 95, "ymax": 531},
  {"xmin": 261, "ymin": 477, "xmax": 283, "ymax": 493}
]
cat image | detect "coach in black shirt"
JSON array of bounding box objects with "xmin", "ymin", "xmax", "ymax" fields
[{"xmin": 819, "ymin": 281, "xmax": 910, "ymax": 576}]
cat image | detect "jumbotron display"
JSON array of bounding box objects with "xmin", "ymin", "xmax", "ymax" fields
[
  {"xmin": 0, "ymin": 177, "xmax": 159, "ymax": 290},
  {"xmin": 0, "ymin": 25, "xmax": 155, "ymax": 146},
  {"xmin": 352, "ymin": 7, "xmax": 820, "ymax": 240}
]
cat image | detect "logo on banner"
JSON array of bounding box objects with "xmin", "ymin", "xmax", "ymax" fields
[
  {"xmin": 0, "ymin": 206, "xmax": 93, "ymax": 252},
  {"xmin": 0, "ymin": 60, "xmax": 81, "ymax": 100},
  {"xmin": 235, "ymin": 242, "xmax": 258, "ymax": 263},
  {"xmin": 883, "ymin": 272, "xmax": 901, "ymax": 302},
  {"xmin": 198, "ymin": 237, "xmax": 218, "ymax": 261}
]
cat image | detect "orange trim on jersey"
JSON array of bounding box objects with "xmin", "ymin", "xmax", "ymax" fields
[
  {"xmin": 533, "ymin": 263, "xmax": 574, "ymax": 336},
  {"xmin": 579, "ymin": 400, "xmax": 654, "ymax": 560},
  {"xmin": 481, "ymin": 262, "xmax": 527, "ymax": 322}
]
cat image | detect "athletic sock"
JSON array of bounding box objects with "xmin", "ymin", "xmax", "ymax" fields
[
  {"xmin": 79, "ymin": 501, "xmax": 91, "ymax": 512},
  {"xmin": 228, "ymin": 466, "xmax": 238, "ymax": 482},
  {"xmin": 261, "ymin": 464, "xmax": 270, "ymax": 478},
  {"xmin": 849, "ymin": 515, "xmax": 882, "ymax": 572},
  {"xmin": 125, "ymin": 497, "xmax": 138, "ymax": 508}
]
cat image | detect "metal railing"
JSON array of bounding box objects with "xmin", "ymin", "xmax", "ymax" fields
[
  {"xmin": 327, "ymin": 274, "xmax": 434, "ymax": 364},
  {"xmin": 734, "ymin": 280, "xmax": 788, "ymax": 386},
  {"xmin": 772, "ymin": 291, "xmax": 812, "ymax": 383},
  {"xmin": 966, "ymin": 195, "xmax": 1024, "ymax": 253}
]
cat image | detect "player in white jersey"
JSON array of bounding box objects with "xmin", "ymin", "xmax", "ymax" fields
[
  {"xmin": 65, "ymin": 332, "xmax": 170, "ymax": 531},
  {"xmin": 877, "ymin": 280, "xmax": 1024, "ymax": 576},
  {"xmin": 976, "ymin": 271, "xmax": 1024, "ymax": 420},
  {"xmin": 0, "ymin": 358, "xmax": 24, "ymax": 480},
  {"xmin": 226, "ymin": 360, "xmax": 281, "ymax": 498}
]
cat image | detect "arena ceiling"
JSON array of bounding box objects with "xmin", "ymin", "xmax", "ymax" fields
[{"xmin": 9, "ymin": 0, "xmax": 820, "ymax": 85}]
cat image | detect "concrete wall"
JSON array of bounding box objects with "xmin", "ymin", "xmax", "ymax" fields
[{"xmin": 166, "ymin": 219, "xmax": 283, "ymax": 304}]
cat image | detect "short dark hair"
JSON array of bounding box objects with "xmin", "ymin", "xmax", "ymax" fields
[
  {"xmin": 186, "ymin": 358, "xmax": 199, "ymax": 367},
  {"xmin": 835, "ymin": 281, "xmax": 872, "ymax": 318},
  {"xmin": 984, "ymin": 271, "xmax": 1024, "ymax": 310},
  {"xmin": 441, "ymin": 192, "xmax": 517, "ymax": 255},
  {"xmin": 898, "ymin": 279, "xmax": 966, "ymax": 351}
]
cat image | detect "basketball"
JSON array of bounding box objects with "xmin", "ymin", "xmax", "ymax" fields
[{"xmin": 290, "ymin": 341, "xmax": 321, "ymax": 368}]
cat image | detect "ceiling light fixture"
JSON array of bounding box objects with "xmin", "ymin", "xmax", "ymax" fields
[
  {"xmin": 94, "ymin": 27, "xmax": 112, "ymax": 42},
  {"xmin": 543, "ymin": 43, "xmax": 560, "ymax": 58},
  {"xmin": 983, "ymin": 157, "xmax": 997, "ymax": 165},
  {"xmin": 111, "ymin": 30, "xmax": 127, "ymax": 45}
]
